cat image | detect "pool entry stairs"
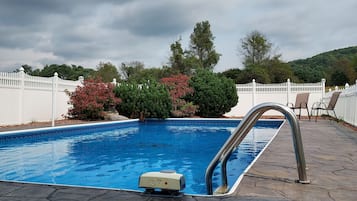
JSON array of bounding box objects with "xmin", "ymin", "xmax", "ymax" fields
[{"xmin": 205, "ymin": 102, "xmax": 310, "ymax": 195}]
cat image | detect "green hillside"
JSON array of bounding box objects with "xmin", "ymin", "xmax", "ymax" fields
[{"xmin": 289, "ymin": 46, "xmax": 357, "ymax": 85}]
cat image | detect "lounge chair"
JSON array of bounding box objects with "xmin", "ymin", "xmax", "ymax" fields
[
  {"xmin": 288, "ymin": 93, "xmax": 310, "ymax": 120},
  {"xmin": 311, "ymin": 91, "xmax": 341, "ymax": 122}
]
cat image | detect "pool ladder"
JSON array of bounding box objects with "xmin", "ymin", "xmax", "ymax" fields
[{"xmin": 205, "ymin": 102, "xmax": 310, "ymax": 195}]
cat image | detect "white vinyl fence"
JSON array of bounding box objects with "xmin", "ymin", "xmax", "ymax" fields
[
  {"xmin": 1, "ymin": 68, "xmax": 356, "ymax": 127},
  {"xmin": 323, "ymin": 80, "xmax": 357, "ymax": 126},
  {"xmin": 0, "ymin": 68, "xmax": 82, "ymax": 126},
  {"xmin": 225, "ymin": 79, "xmax": 326, "ymax": 117}
]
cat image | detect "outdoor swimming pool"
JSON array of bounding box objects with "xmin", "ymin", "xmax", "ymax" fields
[{"xmin": 0, "ymin": 119, "xmax": 283, "ymax": 195}]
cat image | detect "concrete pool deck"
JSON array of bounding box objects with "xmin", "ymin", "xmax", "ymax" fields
[{"xmin": 0, "ymin": 119, "xmax": 356, "ymax": 200}]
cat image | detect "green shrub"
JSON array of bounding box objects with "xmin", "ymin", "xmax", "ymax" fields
[
  {"xmin": 189, "ymin": 69, "xmax": 238, "ymax": 117},
  {"xmin": 114, "ymin": 80, "xmax": 172, "ymax": 119}
]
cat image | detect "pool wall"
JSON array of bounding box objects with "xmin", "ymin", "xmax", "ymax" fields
[{"xmin": 0, "ymin": 119, "xmax": 139, "ymax": 138}]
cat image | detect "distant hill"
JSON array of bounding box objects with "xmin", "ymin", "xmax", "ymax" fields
[{"xmin": 289, "ymin": 46, "xmax": 357, "ymax": 85}]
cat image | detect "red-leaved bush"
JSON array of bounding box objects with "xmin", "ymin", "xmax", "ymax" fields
[
  {"xmin": 67, "ymin": 79, "xmax": 121, "ymax": 120},
  {"xmin": 161, "ymin": 74, "xmax": 198, "ymax": 117}
]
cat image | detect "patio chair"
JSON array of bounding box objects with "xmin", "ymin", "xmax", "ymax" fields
[
  {"xmin": 311, "ymin": 91, "xmax": 341, "ymax": 122},
  {"xmin": 288, "ymin": 93, "xmax": 310, "ymax": 120}
]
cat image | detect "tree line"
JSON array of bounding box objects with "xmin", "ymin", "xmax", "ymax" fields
[{"xmin": 289, "ymin": 46, "xmax": 357, "ymax": 86}]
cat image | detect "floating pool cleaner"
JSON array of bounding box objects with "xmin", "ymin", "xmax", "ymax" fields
[{"xmin": 139, "ymin": 170, "xmax": 185, "ymax": 197}]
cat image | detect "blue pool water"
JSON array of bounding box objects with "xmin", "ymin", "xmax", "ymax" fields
[{"xmin": 0, "ymin": 119, "xmax": 283, "ymax": 195}]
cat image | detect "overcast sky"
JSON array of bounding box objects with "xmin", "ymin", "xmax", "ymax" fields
[{"xmin": 0, "ymin": 0, "xmax": 356, "ymax": 72}]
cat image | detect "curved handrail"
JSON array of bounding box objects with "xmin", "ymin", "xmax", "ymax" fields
[{"xmin": 205, "ymin": 102, "xmax": 310, "ymax": 195}]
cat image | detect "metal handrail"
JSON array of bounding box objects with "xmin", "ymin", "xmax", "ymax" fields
[{"xmin": 205, "ymin": 102, "xmax": 310, "ymax": 195}]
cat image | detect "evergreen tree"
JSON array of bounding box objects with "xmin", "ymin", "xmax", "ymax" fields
[
  {"xmin": 189, "ymin": 69, "xmax": 237, "ymax": 117},
  {"xmin": 114, "ymin": 80, "xmax": 171, "ymax": 119}
]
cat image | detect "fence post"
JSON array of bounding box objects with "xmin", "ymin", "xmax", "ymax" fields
[
  {"xmin": 18, "ymin": 68, "xmax": 25, "ymax": 124},
  {"xmin": 355, "ymin": 80, "xmax": 357, "ymax": 126},
  {"xmin": 345, "ymin": 83, "xmax": 349, "ymax": 89},
  {"xmin": 252, "ymin": 79, "xmax": 256, "ymax": 107},
  {"xmin": 78, "ymin": 76, "xmax": 84, "ymax": 84},
  {"xmin": 287, "ymin": 78, "xmax": 291, "ymax": 105},
  {"xmin": 52, "ymin": 72, "xmax": 58, "ymax": 127},
  {"xmin": 321, "ymin": 78, "xmax": 326, "ymax": 99}
]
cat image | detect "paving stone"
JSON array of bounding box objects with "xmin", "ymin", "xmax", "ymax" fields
[
  {"xmin": 235, "ymin": 178, "xmax": 286, "ymax": 199},
  {"xmin": 4, "ymin": 183, "xmax": 55, "ymax": 198},
  {"xmin": 48, "ymin": 186, "xmax": 108, "ymax": 201},
  {"xmin": 194, "ymin": 196, "xmax": 224, "ymax": 201},
  {"xmin": 0, "ymin": 182, "xmax": 22, "ymax": 196},
  {"xmin": 0, "ymin": 197, "xmax": 49, "ymax": 201},
  {"xmin": 329, "ymin": 189, "xmax": 357, "ymax": 201},
  {"xmin": 232, "ymin": 196, "xmax": 289, "ymax": 201},
  {"xmin": 89, "ymin": 190, "xmax": 148, "ymax": 201}
]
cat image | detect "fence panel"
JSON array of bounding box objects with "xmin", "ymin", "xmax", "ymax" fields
[
  {"xmin": 225, "ymin": 79, "xmax": 325, "ymax": 117},
  {"xmin": 24, "ymin": 74, "xmax": 53, "ymax": 91},
  {"xmin": 0, "ymin": 68, "xmax": 81, "ymax": 126},
  {"xmin": 0, "ymin": 71, "xmax": 21, "ymax": 89},
  {"xmin": 323, "ymin": 81, "xmax": 357, "ymax": 126}
]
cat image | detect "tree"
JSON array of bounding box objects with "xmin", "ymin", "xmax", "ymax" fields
[
  {"xmin": 120, "ymin": 61, "xmax": 172, "ymax": 83},
  {"xmin": 330, "ymin": 70, "xmax": 348, "ymax": 86},
  {"xmin": 220, "ymin": 68, "xmax": 242, "ymax": 83},
  {"xmin": 266, "ymin": 57, "xmax": 295, "ymax": 83},
  {"xmin": 38, "ymin": 64, "xmax": 71, "ymax": 79},
  {"xmin": 235, "ymin": 30, "xmax": 297, "ymax": 83},
  {"xmin": 189, "ymin": 21, "xmax": 220, "ymax": 70},
  {"xmin": 329, "ymin": 59, "xmax": 357, "ymax": 85},
  {"xmin": 188, "ymin": 69, "xmax": 238, "ymax": 117},
  {"xmin": 14, "ymin": 64, "xmax": 37, "ymax": 74},
  {"xmin": 221, "ymin": 66, "xmax": 272, "ymax": 84},
  {"xmin": 353, "ymin": 57, "xmax": 357, "ymax": 73},
  {"xmin": 241, "ymin": 67, "xmax": 271, "ymax": 83},
  {"xmin": 292, "ymin": 65, "xmax": 325, "ymax": 83},
  {"xmin": 114, "ymin": 80, "xmax": 172, "ymax": 119},
  {"xmin": 17, "ymin": 64, "xmax": 94, "ymax": 80},
  {"xmin": 120, "ymin": 61, "xmax": 145, "ymax": 80},
  {"xmin": 67, "ymin": 79, "xmax": 121, "ymax": 120},
  {"xmin": 94, "ymin": 62, "xmax": 121, "ymax": 83},
  {"xmin": 240, "ymin": 31, "xmax": 273, "ymax": 68},
  {"xmin": 17, "ymin": 64, "xmax": 33, "ymax": 75},
  {"xmin": 169, "ymin": 39, "xmax": 191, "ymax": 74}
]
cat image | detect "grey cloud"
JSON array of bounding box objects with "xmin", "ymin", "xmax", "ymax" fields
[
  {"xmin": 109, "ymin": 2, "xmax": 193, "ymax": 37},
  {"xmin": 0, "ymin": 0, "xmax": 132, "ymax": 27},
  {"xmin": 0, "ymin": 28, "xmax": 49, "ymax": 50},
  {"xmin": 0, "ymin": 0, "xmax": 69, "ymax": 27}
]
